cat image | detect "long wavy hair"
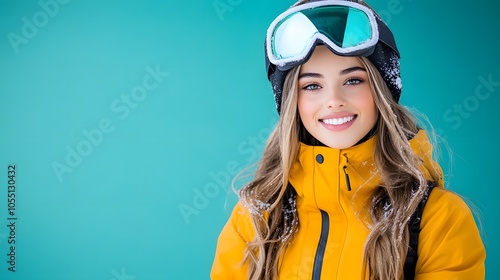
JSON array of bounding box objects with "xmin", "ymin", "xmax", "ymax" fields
[{"xmin": 237, "ymin": 1, "xmax": 443, "ymax": 279}]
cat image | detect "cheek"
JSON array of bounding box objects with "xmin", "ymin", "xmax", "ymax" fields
[
  {"xmin": 297, "ymin": 95, "xmax": 315, "ymax": 122},
  {"xmin": 357, "ymin": 92, "xmax": 377, "ymax": 120}
]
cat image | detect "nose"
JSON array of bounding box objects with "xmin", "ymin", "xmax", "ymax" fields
[{"xmin": 326, "ymin": 86, "xmax": 346, "ymax": 108}]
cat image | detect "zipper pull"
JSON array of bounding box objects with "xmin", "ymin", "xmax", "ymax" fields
[
  {"xmin": 342, "ymin": 154, "xmax": 351, "ymax": 191},
  {"xmin": 343, "ymin": 165, "xmax": 351, "ymax": 191}
]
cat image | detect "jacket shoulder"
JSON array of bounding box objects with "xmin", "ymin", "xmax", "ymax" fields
[
  {"xmin": 416, "ymin": 188, "xmax": 485, "ymax": 279},
  {"xmin": 211, "ymin": 202, "xmax": 254, "ymax": 279},
  {"xmin": 423, "ymin": 187, "xmax": 475, "ymax": 220},
  {"xmin": 226, "ymin": 201, "xmax": 255, "ymax": 240}
]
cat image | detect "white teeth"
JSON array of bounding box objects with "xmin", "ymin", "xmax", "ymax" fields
[{"xmin": 322, "ymin": 116, "xmax": 355, "ymax": 125}]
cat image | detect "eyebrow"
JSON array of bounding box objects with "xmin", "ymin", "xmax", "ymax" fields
[
  {"xmin": 298, "ymin": 72, "xmax": 323, "ymax": 79},
  {"xmin": 340, "ymin": 66, "xmax": 366, "ymax": 75},
  {"xmin": 299, "ymin": 66, "xmax": 366, "ymax": 79}
]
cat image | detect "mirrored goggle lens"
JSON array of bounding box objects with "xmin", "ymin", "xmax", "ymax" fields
[{"xmin": 271, "ymin": 6, "xmax": 373, "ymax": 60}]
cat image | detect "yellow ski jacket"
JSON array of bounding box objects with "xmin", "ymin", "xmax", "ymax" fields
[{"xmin": 211, "ymin": 130, "xmax": 485, "ymax": 279}]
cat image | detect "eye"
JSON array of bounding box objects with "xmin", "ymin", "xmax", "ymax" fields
[
  {"xmin": 302, "ymin": 83, "xmax": 321, "ymax": 91},
  {"xmin": 344, "ymin": 78, "xmax": 364, "ymax": 86}
]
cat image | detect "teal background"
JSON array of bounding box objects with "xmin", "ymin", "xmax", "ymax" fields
[{"xmin": 0, "ymin": 0, "xmax": 498, "ymax": 279}]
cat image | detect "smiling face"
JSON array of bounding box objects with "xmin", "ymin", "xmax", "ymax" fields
[{"xmin": 297, "ymin": 45, "xmax": 378, "ymax": 149}]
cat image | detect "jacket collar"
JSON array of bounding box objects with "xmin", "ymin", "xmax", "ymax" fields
[{"xmin": 288, "ymin": 130, "xmax": 443, "ymax": 211}]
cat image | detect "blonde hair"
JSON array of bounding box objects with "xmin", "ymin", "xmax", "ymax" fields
[
  {"xmin": 239, "ymin": 65, "xmax": 302, "ymax": 280},
  {"xmin": 359, "ymin": 56, "xmax": 441, "ymax": 279}
]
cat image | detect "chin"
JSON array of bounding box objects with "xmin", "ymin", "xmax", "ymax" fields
[
  {"xmin": 323, "ymin": 140, "xmax": 356, "ymax": 149},
  {"xmin": 317, "ymin": 133, "xmax": 362, "ymax": 149}
]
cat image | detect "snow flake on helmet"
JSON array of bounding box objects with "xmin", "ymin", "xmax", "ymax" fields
[{"xmin": 380, "ymin": 51, "xmax": 402, "ymax": 91}]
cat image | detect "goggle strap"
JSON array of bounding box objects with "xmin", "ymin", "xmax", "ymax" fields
[{"xmin": 376, "ymin": 17, "xmax": 400, "ymax": 57}]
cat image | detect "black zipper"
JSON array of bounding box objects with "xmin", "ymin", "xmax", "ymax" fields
[{"xmin": 312, "ymin": 210, "xmax": 329, "ymax": 280}]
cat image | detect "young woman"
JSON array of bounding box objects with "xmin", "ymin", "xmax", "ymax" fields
[{"xmin": 211, "ymin": 0, "xmax": 486, "ymax": 279}]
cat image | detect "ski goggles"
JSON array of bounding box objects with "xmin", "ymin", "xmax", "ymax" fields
[{"xmin": 266, "ymin": 0, "xmax": 398, "ymax": 71}]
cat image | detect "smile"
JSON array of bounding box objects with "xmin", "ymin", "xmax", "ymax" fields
[{"xmin": 320, "ymin": 115, "xmax": 356, "ymax": 125}]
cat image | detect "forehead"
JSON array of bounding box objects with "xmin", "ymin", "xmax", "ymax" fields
[{"xmin": 300, "ymin": 45, "xmax": 363, "ymax": 73}]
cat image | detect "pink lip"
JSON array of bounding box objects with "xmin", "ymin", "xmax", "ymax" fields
[{"xmin": 319, "ymin": 114, "xmax": 357, "ymax": 132}]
